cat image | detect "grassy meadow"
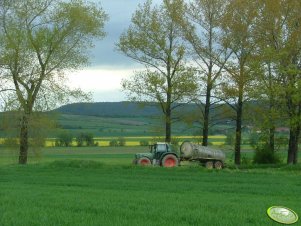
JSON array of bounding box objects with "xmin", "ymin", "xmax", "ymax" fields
[
  {"xmin": 0, "ymin": 146, "xmax": 300, "ymax": 226},
  {"xmin": 0, "ymin": 112, "xmax": 298, "ymax": 225}
]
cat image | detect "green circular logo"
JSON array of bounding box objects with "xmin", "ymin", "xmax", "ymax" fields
[{"xmin": 267, "ymin": 206, "xmax": 298, "ymax": 224}]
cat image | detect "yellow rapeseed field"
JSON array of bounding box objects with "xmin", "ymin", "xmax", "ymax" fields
[{"xmin": 1, "ymin": 136, "xmax": 226, "ymax": 147}]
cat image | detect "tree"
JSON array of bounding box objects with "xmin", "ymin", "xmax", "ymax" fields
[
  {"xmin": 248, "ymin": 0, "xmax": 285, "ymax": 154},
  {"xmin": 174, "ymin": 0, "xmax": 231, "ymax": 146},
  {"xmin": 75, "ymin": 132, "xmax": 95, "ymax": 147},
  {"xmin": 117, "ymin": 0, "xmax": 198, "ymax": 142},
  {"xmin": 254, "ymin": 0, "xmax": 301, "ymax": 164},
  {"xmin": 219, "ymin": 0, "xmax": 259, "ymax": 165},
  {"xmin": 56, "ymin": 131, "xmax": 73, "ymax": 147},
  {"xmin": 0, "ymin": 0, "xmax": 108, "ymax": 164}
]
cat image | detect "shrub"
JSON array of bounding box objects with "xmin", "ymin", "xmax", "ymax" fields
[
  {"xmin": 56, "ymin": 132, "xmax": 73, "ymax": 147},
  {"xmin": 109, "ymin": 138, "xmax": 126, "ymax": 146},
  {"xmin": 109, "ymin": 140, "xmax": 118, "ymax": 147},
  {"xmin": 241, "ymin": 154, "xmax": 252, "ymax": 165},
  {"xmin": 253, "ymin": 143, "xmax": 281, "ymax": 164},
  {"xmin": 85, "ymin": 133, "xmax": 95, "ymax": 146},
  {"xmin": 75, "ymin": 133, "xmax": 95, "ymax": 147},
  {"xmin": 117, "ymin": 137, "xmax": 126, "ymax": 146},
  {"xmin": 75, "ymin": 133, "xmax": 85, "ymax": 147}
]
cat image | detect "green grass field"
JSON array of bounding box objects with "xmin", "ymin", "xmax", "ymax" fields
[{"xmin": 0, "ymin": 146, "xmax": 300, "ymax": 226}]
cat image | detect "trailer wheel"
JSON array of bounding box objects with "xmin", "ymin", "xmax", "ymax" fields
[
  {"xmin": 205, "ymin": 161, "xmax": 214, "ymax": 169},
  {"xmin": 137, "ymin": 157, "xmax": 151, "ymax": 166},
  {"xmin": 161, "ymin": 154, "xmax": 178, "ymax": 168},
  {"xmin": 214, "ymin": 161, "xmax": 223, "ymax": 169}
]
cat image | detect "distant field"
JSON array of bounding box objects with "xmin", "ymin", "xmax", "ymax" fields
[
  {"xmin": 29, "ymin": 113, "xmax": 233, "ymax": 138},
  {"xmin": 0, "ymin": 135, "xmax": 227, "ymax": 147}
]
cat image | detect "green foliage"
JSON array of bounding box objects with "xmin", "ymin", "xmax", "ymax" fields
[
  {"xmin": 109, "ymin": 138, "xmax": 126, "ymax": 147},
  {"xmin": 117, "ymin": 137, "xmax": 126, "ymax": 147},
  {"xmin": 117, "ymin": 0, "xmax": 198, "ymax": 142},
  {"xmin": 241, "ymin": 154, "xmax": 252, "ymax": 166},
  {"xmin": 75, "ymin": 132, "xmax": 95, "ymax": 147},
  {"xmin": 56, "ymin": 132, "xmax": 73, "ymax": 147},
  {"xmin": 109, "ymin": 140, "xmax": 118, "ymax": 147},
  {"xmin": 0, "ymin": 0, "xmax": 108, "ymax": 164},
  {"xmin": 253, "ymin": 143, "xmax": 281, "ymax": 164},
  {"xmin": 250, "ymin": 131, "xmax": 288, "ymax": 152}
]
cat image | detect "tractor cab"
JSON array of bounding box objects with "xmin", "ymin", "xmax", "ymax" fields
[
  {"xmin": 150, "ymin": 142, "xmax": 171, "ymax": 160},
  {"xmin": 150, "ymin": 142, "xmax": 170, "ymax": 152}
]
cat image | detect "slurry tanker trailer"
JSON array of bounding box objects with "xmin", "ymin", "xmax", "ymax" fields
[{"xmin": 133, "ymin": 141, "xmax": 226, "ymax": 169}]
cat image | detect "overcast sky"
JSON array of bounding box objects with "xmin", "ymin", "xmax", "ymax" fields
[{"xmin": 68, "ymin": 0, "xmax": 161, "ymax": 102}]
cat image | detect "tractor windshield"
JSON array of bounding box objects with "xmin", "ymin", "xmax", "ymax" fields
[{"xmin": 156, "ymin": 144, "xmax": 167, "ymax": 152}]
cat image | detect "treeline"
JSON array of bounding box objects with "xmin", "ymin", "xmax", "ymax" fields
[{"xmin": 117, "ymin": 0, "xmax": 301, "ymax": 165}]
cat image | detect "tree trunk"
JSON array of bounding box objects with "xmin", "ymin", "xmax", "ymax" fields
[
  {"xmin": 202, "ymin": 84, "xmax": 212, "ymax": 146},
  {"xmin": 268, "ymin": 63, "xmax": 275, "ymax": 152},
  {"xmin": 269, "ymin": 126, "xmax": 275, "ymax": 152},
  {"xmin": 165, "ymin": 113, "xmax": 171, "ymax": 143},
  {"xmin": 235, "ymin": 96, "xmax": 243, "ymax": 165},
  {"xmin": 287, "ymin": 126, "xmax": 300, "ymax": 164},
  {"xmin": 19, "ymin": 113, "xmax": 30, "ymax": 164},
  {"xmin": 165, "ymin": 97, "xmax": 172, "ymax": 143},
  {"xmin": 165, "ymin": 81, "xmax": 172, "ymax": 143}
]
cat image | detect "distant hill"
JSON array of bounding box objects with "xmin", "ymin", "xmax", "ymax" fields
[{"xmin": 54, "ymin": 102, "xmax": 163, "ymax": 117}]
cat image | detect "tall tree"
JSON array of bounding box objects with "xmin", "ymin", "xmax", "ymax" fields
[
  {"xmin": 220, "ymin": 0, "xmax": 258, "ymax": 165},
  {"xmin": 255, "ymin": 0, "xmax": 301, "ymax": 164},
  {"xmin": 249, "ymin": 0, "xmax": 285, "ymax": 153},
  {"xmin": 0, "ymin": 0, "xmax": 108, "ymax": 164},
  {"xmin": 174, "ymin": 0, "xmax": 230, "ymax": 146},
  {"xmin": 117, "ymin": 0, "xmax": 197, "ymax": 142}
]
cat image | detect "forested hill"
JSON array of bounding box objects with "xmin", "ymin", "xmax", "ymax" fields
[{"xmin": 54, "ymin": 102, "xmax": 163, "ymax": 117}]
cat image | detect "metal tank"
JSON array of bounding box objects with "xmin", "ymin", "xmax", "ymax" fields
[{"xmin": 180, "ymin": 141, "xmax": 226, "ymax": 166}]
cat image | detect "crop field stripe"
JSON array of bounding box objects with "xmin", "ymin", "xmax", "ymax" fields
[{"xmin": 5, "ymin": 136, "xmax": 226, "ymax": 147}]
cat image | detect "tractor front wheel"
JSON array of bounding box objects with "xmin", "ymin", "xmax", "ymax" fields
[
  {"xmin": 137, "ymin": 157, "xmax": 151, "ymax": 166},
  {"xmin": 161, "ymin": 155, "xmax": 179, "ymax": 167}
]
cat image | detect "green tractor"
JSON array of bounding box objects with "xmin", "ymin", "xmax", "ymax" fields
[
  {"xmin": 133, "ymin": 141, "xmax": 226, "ymax": 169},
  {"xmin": 132, "ymin": 142, "xmax": 179, "ymax": 167}
]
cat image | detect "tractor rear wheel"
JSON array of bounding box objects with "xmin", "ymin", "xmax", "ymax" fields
[
  {"xmin": 161, "ymin": 154, "xmax": 178, "ymax": 167},
  {"xmin": 137, "ymin": 157, "xmax": 151, "ymax": 166},
  {"xmin": 205, "ymin": 161, "xmax": 214, "ymax": 169},
  {"xmin": 214, "ymin": 161, "xmax": 223, "ymax": 169}
]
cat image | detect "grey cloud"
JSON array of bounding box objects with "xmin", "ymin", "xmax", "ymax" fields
[{"xmin": 89, "ymin": 0, "xmax": 162, "ymax": 68}]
